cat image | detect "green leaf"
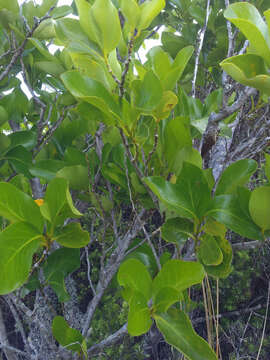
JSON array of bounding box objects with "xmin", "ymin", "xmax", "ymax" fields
[
  {"xmin": 0, "ymin": 0, "xmax": 19, "ymax": 14},
  {"xmin": 154, "ymin": 287, "xmax": 180, "ymax": 313},
  {"xmin": 163, "ymin": 46, "xmax": 194, "ymax": 90},
  {"xmin": 56, "ymin": 165, "xmax": 89, "ymax": 190},
  {"xmin": 0, "ymin": 182, "xmax": 44, "ymax": 232},
  {"xmin": 161, "ymin": 217, "xmax": 193, "ymax": 246},
  {"xmin": 224, "ymin": 2, "xmax": 270, "ymax": 65},
  {"xmin": 202, "ymin": 218, "xmax": 226, "ymax": 238},
  {"xmin": 4, "ymin": 146, "xmax": 32, "ymax": 178},
  {"xmin": 265, "ymin": 153, "xmax": 270, "ymax": 182},
  {"xmin": 220, "ymin": 54, "xmax": 270, "ymax": 95},
  {"xmin": 119, "ymin": 0, "xmax": 141, "ymax": 30},
  {"xmin": 53, "ymin": 222, "xmax": 90, "ymax": 248},
  {"xmin": 51, "ymin": 5, "xmax": 73, "ymax": 19},
  {"xmin": 152, "ymin": 259, "xmax": 205, "ymax": 299},
  {"xmin": 216, "ymin": 159, "xmax": 257, "ymax": 195},
  {"xmin": 8, "ymin": 130, "xmax": 37, "ymax": 150},
  {"xmin": 133, "ymin": 70, "xmax": 163, "ymax": 112},
  {"xmin": 0, "ymin": 133, "xmax": 11, "ymax": 152},
  {"xmin": 61, "ymin": 70, "xmax": 121, "ymax": 124},
  {"xmin": 29, "ymin": 160, "xmax": 66, "ymax": 181},
  {"xmin": 0, "ymin": 222, "xmax": 41, "ymax": 295},
  {"xmin": 163, "ymin": 117, "xmax": 192, "ymax": 173},
  {"xmin": 198, "ymin": 236, "xmax": 233, "ymax": 279},
  {"xmin": 52, "ymin": 316, "xmax": 85, "ymax": 353},
  {"xmin": 154, "ymin": 308, "xmax": 217, "ymax": 360},
  {"xmin": 127, "ymin": 292, "xmax": 152, "ymax": 336},
  {"xmin": 43, "ymin": 248, "xmax": 80, "ymax": 302},
  {"xmin": 40, "ymin": 177, "xmax": 82, "ymax": 225},
  {"xmin": 118, "ymin": 258, "xmax": 152, "ymax": 302},
  {"xmin": 0, "ymin": 105, "xmax": 8, "ymax": 126},
  {"xmin": 76, "ymin": 0, "xmax": 121, "ymax": 55},
  {"xmin": 249, "ymin": 186, "xmax": 270, "ymax": 231},
  {"xmin": 153, "ymin": 91, "xmax": 178, "ymax": 120},
  {"xmin": 137, "ymin": 0, "xmax": 165, "ymax": 30},
  {"xmin": 208, "ymin": 193, "xmax": 263, "ymax": 240},
  {"xmin": 198, "ymin": 234, "xmax": 223, "ymax": 266},
  {"xmin": 145, "ymin": 162, "xmax": 212, "ymax": 221}
]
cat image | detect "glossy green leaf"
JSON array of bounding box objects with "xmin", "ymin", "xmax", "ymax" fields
[
  {"xmin": 4, "ymin": 145, "xmax": 32, "ymax": 178},
  {"xmin": 0, "ymin": 222, "xmax": 41, "ymax": 295},
  {"xmin": 133, "ymin": 70, "xmax": 163, "ymax": 112},
  {"xmin": 118, "ymin": 258, "xmax": 152, "ymax": 302},
  {"xmin": 199, "ymin": 236, "xmax": 233, "ymax": 279},
  {"xmin": 35, "ymin": 61, "xmax": 65, "ymax": 76},
  {"xmin": 202, "ymin": 218, "xmax": 226, "ymax": 238},
  {"xmin": 154, "ymin": 308, "xmax": 217, "ymax": 360},
  {"xmin": 198, "ymin": 234, "xmax": 223, "ymax": 266},
  {"xmin": 137, "ymin": 0, "xmax": 165, "ymax": 30},
  {"xmin": 208, "ymin": 193, "xmax": 263, "ymax": 240},
  {"xmin": 125, "ymin": 240, "xmax": 158, "ymax": 277},
  {"xmin": 119, "ymin": 0, "xmax": 140, "ymax": 30},
  {"xmin": 75, "ymin": 0, "xmax": 98, "ymax": 45},
  {"xmin": 53, "ymin": 222, "xmax": 90, "ymax": 248},
  {"xmin": 220, "ymin": 54, "xmax": 270, "ymax": 95},
  {"xmin": 216, "ymin": 159, "xmax": 257, "ymax": 195},
  {"xmin": 163, "ymin": 46, "xmax": 194, "ymax": 90},
  {"xmin": 29, "ymin": 160, "xmax": 66, "ymax": 181},
  {"xmin": 163, "ymin": 117, "xmax": 192, "ymax": 173},
  {"xmin": 161, "ymin": 217, "xmax": 193, "ymax": 246},
  {"xmin": 33, "ymin": 18, "xmax": 55, "ymax": 39},
  {"xmin": 154, "ymin": 287, "xmax": 180, "ymax": 313},
  {"xmin": 52, "ymin": 316, "xmax": 85, "ymax": 353},
  {"xmin": 145, "ymin": 162, "xmax": 212, "ymax": 221},
  {"xmin": 9, "ymin": 130, "xmax": 37, "ymax": 150},
  {"xmin": 40, "ymin": 177, "xmax": 82, "ymax": 225},
  {"xmin": 152, "ymin": 259, "xmax": 205, "ymax": 299},
  {"xmin": 51, "ymin": 5, "xmax": 73, "ymax": 19},
  {"xmin": 43, "ymin": 248, "xmax": 80, "ymax": 302},
  {"xmin": 76, "ymin": 0, "xmax": 121, "ymax": 55},
  {"xmin": 249, "ymin": 186, "xmax": 270, "ymax": 231},
  {"xmin": 148, "ymin": 46, "xmax": 172, "ymax": 82},
  {"xmin": 127, "ymin": 292, "xmax": 152, "ymax": 336},
  {"xmin": 0, "ymin": 182, "xmax": 44, "ymax": 232},
  {"xmin": 56, "ymin": 165, "xmax": 89, "ymax": 190},
  {"xmin": 153, "ymin": 91, "xmax": 178, "ymax": 120},
  {"xmin": 61, "ymin": 70, "xmax": 121, "ymax": 124},
  {"xmin": 224, "ymin": 2, "xmax": 270, "ymax": 65}
]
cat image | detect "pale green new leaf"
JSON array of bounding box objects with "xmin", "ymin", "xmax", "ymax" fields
[
  {"xmin": 220, "ymin": 54, "xmax": 270, "ymax": 95},
  {"xmin": 137, "ymin": 0, "xmax": 165, "ymax": 30},
  {"xmin": 224, "ymin": 2, "xmax": 270, "ymax": 65}
]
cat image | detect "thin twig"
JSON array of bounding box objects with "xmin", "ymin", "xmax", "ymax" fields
[
  {"xmin": 256, "ymin": 280, "xmax": 270, "ymax": 360},
  {"xmin": 0, "ymin": 6, "xmax": 55, "ymax": 82},
  {"xmin": 191, "ymin": 0, "xmax": 211, "ymax": 98}
]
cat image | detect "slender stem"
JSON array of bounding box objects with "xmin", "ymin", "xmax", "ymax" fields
[
  {"xmin": 256, "ymin": 280, "xmax": 270, "ymax": 360},
  {"xmin": 191, "ymin": 0, "xmax": 211, "ymax": 98}
]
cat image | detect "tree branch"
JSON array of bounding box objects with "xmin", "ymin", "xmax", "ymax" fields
[
  {"xmin": 191, "ymin": 0, "xmax": 211, "ymax": 98},
  {"xmin": 87, "ymin": 323, "xmax": 128, "ymax": 356}
]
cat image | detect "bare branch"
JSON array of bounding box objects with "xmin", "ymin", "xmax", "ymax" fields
[
  {"xmin": 191, "ymin": 0, "xmax": 211, "ymax": 98},
  {"xmin": 87, "ymin": 323, "xmax": 128, "ymax": 356}
]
